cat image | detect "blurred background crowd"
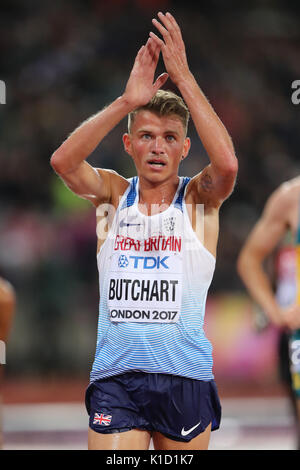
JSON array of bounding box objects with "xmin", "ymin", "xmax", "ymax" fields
[{"xmin": 0, "ymin": 0, "xmax": 300, "ymax": 387}]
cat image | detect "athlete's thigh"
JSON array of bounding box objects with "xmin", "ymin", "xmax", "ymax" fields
[
  {"xmin": 152, "ymin": 423, "xmax": 211, "ymax": 450},
  {"xmin": 88, "ymin": 427, "xmax": 152, "ymax": 450}
]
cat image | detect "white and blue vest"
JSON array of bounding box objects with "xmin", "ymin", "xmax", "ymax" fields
[
  {"xmin": 90, "ymin": 176, "xmax": 216, "ymax": 383},
  {"xmin": 275, "ymin": 200, "xmax": 300, "ymax": 308}
]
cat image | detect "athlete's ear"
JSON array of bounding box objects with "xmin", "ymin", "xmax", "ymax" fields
[
  {"xmin": 122, "ymin": 133, "xmax": 133, "ymax": 156},
  {"xmin": 181, "ymin": 137, "xmax": 191, "ymax": 161}
]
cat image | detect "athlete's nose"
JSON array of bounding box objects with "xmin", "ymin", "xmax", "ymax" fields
[{"xmin": 151, "ymin": 136, "xmax": 165, "ymax": 154}]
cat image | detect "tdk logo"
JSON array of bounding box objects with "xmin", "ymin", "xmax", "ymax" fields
[
  {"xmin": 118, "ymin": 255, "xmax": 169, "ymax": 269},
  {"xmin": 118, "ymin": 255, "xmax": 129, "ymax": 268}
]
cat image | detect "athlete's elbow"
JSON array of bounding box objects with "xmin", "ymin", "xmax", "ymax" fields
[
  {"xmin": 215, "ymin": 152, "xmax": 238, "ymax": 183},
  {"xmin": 224, "ymin": 152, "xmax": 238, "ymax": 178},
  {"xmin": 216, "ymin": 154, "xmax": 238, "ymax": 200},
  {"xmin": 50, "ymin": 149, "xmax": 69, "ymax": 175}
]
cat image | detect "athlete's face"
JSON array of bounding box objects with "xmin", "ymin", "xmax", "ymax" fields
[{"xmin": 123, "ymin": 110, "xmax": 190, "ymax": 183}]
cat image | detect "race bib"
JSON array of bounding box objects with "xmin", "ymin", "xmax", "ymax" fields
[{"xmin": 107, "ymin": 250, "xmax": 183, "ymax": 323}]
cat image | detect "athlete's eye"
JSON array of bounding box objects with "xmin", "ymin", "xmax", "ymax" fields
[
  {"xmin": 166, "ymin": 135, "xmax": 176, "ymax": 142},
  {"xmin": 141, "ymin": 133, "xmax": 151, "ymax": 140}
]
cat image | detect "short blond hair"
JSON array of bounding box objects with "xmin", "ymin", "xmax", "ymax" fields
[{"xmin": 128, "ymin": 89, "xmax": 190, "ymax": 136}]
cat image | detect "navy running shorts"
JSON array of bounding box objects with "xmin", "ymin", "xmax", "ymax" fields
[{"xmin": 85, "ymin": 371, "xmax": 221, "ymax": 442}]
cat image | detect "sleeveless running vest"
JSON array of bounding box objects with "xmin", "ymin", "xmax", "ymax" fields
[
  {"xmin": 276, "ymin": 200, "xmax": 300, "ymax": 307},
  {"xmin": 276, "ymin": 198, "xmax": 300, "ymax": 396},
  {"xmin": 90, "ymin": 176, "xmax": 216, "ymax": 383},
  {"xmin": 275, "ymin": 236, "xmax": 297, "ymax": 308}
]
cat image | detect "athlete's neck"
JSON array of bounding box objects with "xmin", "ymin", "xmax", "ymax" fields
[{"xmin": 138, "ymin": 176, "xmax": 180, "ymax": 216}]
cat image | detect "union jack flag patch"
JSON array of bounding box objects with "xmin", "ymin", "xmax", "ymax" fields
[{"xmin": 93, "ymin": 412, "xmax": 112, "ymax": 426}]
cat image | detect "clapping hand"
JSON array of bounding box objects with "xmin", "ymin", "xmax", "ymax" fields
[
  {"xmin": 123, "ymin": 37, "xmax": 169, "ymax": 109},
  {"xmin": 150, "ymin": 12, "xmax": 190, "ymax": 87}
]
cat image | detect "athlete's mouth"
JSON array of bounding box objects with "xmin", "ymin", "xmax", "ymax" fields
[{"xmin": 147, "ymin": 159, "xmax": 166, "ymax": 167}]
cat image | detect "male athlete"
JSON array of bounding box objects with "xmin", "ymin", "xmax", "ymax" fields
[
  {"xmin": 51, "ymin": 12, "xmax": 238, "ymax": 450},
  {"xmin": 237, "ymin": 176, "xmax": 300, "ymax": 449}
]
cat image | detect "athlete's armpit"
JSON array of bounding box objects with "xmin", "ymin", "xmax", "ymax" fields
[
  {"xmin": 200, "ymin": 173, "xmax": 213, "ymax": 193},
  {"xmin": 194, "ymin": 163, "xmax": 237, "ymax": 207}
]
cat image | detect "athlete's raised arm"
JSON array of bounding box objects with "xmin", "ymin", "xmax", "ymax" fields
[
  {"xmin": 150, "ymin": 12, "xmax": 238, "ymax": 207},
  {"xmin": 50, "ymin": 38, "xmax": 168, "ymax": 206}
]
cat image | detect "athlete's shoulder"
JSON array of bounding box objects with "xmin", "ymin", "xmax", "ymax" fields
[
  {"xmin": 280, "ymin": 176, "xmax": 300, "ymax": 194},
  {"xmin": 269, "ymin": 176, "xmax": 300, "ymax": 205},
  {"xmin": 95, "ymin": 167, "xmax": 125, "ymax": 181},
  {"xmin": 261, "ymin": 178, "xmax": 299, "ymax": 224},
  {"xmin": 95, "ymin": 168, "xmax": 130, "ymax": 200}
]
